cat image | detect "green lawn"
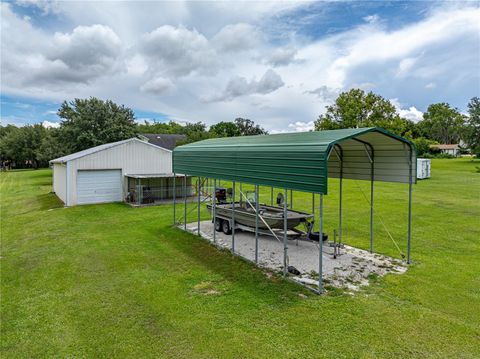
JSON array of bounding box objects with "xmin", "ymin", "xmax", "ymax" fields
[{"xmin": 1, "ymin": 159, "xmax": 479, "ymax": 358}]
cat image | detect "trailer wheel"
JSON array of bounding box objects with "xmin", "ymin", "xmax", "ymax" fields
[
  {"xmin": 214, "ymin": 218, "xmax": 223, "ymax": 232},
  {"xmin": 222, "ymin": 220, "xmax": 232, "ymax": 235}
]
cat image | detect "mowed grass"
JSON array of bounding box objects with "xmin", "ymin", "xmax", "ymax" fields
[{"xmin": 1, "ymin": 159, "xmax": 479, "ymax": 358}]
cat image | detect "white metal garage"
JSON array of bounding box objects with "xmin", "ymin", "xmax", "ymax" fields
[{"xmin": 50, "ymin": 138, "xmax": 179, "ymax": 206}]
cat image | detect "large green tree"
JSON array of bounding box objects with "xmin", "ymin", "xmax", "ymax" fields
[
  {"xmin": 180, "ymin": 122, "xmax": 213, "ymax": 144},
  {"xmin": 464, "ymin": 97, "xmax": 480, "ymax": 156},
  {"xmin": 0, "ymin": 124, "xmax": 51, "ymax": 168},
  {"xmin": 35, "ymin": 128, "xmax": 69, "ymax": 166},
  {"xmin": 137, "ymin": 120, "xmax": 185, "ymax": 134},
  {"xmin": 313, "ymin": 89, "xmax": 413, "ymax": 137},
  {"xmin": 0, "ymin": 125, "xmax": 18, "ymax": 161},
  {"xmin": 234, "ymin": 118, "xmax": 268, "ymax": 136},
  {"xmin": 58, "ymin": 97, "xmax": 137, "ymax": 152},
  {"xmin": 209, "ymin": 121, "xmax": 241, "ymax": 137},
  {"xmin": 417, "ymin": 103, "xmax": 466, "ymax": 144}
]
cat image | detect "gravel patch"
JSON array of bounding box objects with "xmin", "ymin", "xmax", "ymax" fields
[{"xmin": 183, "ymin": 221, "xmax": 406, "ymax": 292}]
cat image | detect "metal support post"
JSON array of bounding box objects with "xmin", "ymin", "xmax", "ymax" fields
[
  {"xmin": 239, "ymin": 183, "xmax": 243, "ymax": 205},
  {"xmin": 197, "ymin": 177, "xmax": 201, "ymax": 235},
  {"xmin": 339, "ymin": 155, "xmax": 343, "ymax": 243},
  {"xmin": 312, "ymin": 193, "xmax": 315, "ymax": 217},
  {"xmin": 213, "ymin": 179, "xmax": 217, "ymax": 244},
  {"xmin": 319, "ymin": 193, "xmax": 324, "ymax": 293},
  {"xmin": 184, "ymin": 176, "xmax": 187, "ymax": 230},
  {"xmin": 137, "ymin": 178, "xmax": 141, "ymax": 205},
  {"xmin": 283, "ymin": 188, "xmax": 288, "ymax": 276},
  {"xmin": 271, "ymin": 187, "xmax": 273, "ymax": 206},
  {"xmin": 370, "ymin": 154, "xmax": 374, "ymax": 253},
  {"xmin": 358, "ymin": 141, "xmax": 374, "ymax": 254},
  {"xmin": 408, "ymin": 147, "xmax": 413, "ymax": 263},
  {"xmin": 333, "ymin": 144, "xmax": 344, "ymax": 243},
  {"xmin": 232, "ymin": 181, "xmax": 235, "ymax": 252},
  {"xmin": 290, "ymin": 189, "xmax": 293, "ymax": 208},
  {"xmin": 255, "ymin": 185, "xmax": 259, "ymax": 264},
  {"xmin": 173, "ymin": 173, "xmax": 176, "ymax": 225}
]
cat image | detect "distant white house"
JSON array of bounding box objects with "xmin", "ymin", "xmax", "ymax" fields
[
  {"xmin": 429, "ymin": 144, "xmax": 460, "ymax": 157},
  {"xmin": 50, "ymin": 138, "xmax": 189, "ymax": 206}
]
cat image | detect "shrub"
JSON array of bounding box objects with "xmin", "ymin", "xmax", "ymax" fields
[
  {"xmin": 435, "ymin": 153, "xmax": 455, "ymax": 159},
  {"xmin": 412, "ymin": 137, "xmax": 437, "ymax": 156},
  {"xmin": 471, "ymin": 145, "xmax": 480, "ymax": 158}
]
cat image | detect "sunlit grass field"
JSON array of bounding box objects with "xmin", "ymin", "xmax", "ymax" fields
[{"xmin": 1, "ymin": 159, "xmax": 479, "ymax": 358}]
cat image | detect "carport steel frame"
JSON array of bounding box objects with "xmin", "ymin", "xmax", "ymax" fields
[{"xmin": 172, "ymin": 127, "xmax": 416, "ymax": 294}]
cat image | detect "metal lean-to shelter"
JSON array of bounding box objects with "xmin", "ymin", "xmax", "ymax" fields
[{"xmin": 172, "ymin": 127, "xmax": 416, "ymax": 293}]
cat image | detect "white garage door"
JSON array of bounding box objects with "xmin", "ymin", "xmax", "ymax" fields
[{"xmin": 77, "ymin": 170, "xmax": 122, "ymax": 204}]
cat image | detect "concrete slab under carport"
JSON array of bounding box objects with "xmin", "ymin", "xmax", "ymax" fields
[{"xmin": 184, "ymin": 220, "xmax": 407, "ymax": 292}]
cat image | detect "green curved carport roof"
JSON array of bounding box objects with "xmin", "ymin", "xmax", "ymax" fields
[{"xmin": 173, "ymin": 127, "xmax": 415, "ymax": 194}]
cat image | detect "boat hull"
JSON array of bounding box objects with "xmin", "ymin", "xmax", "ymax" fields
[{"xmin": 207, "ymin": 202, "xmax": 312, "ymax": 230}]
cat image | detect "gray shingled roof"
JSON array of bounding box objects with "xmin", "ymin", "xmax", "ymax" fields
[{"xmin": 139, "ymin": 133, "xmax": 186, "ymax": 151}]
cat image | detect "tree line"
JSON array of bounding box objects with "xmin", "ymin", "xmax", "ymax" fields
[
  {"xmin": 0, "ymin": 97, "xmax": 267, "ymax": 169},
  {"xmin": 1, "ymin": 92, "xmax": 478, "ymax": 169}
]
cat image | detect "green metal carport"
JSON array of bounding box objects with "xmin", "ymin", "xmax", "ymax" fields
[{"xmin": 172, "ymin": 127, "xmax": 416, "ymax": 293}]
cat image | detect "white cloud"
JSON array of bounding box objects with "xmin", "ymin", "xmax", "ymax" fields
[
  {"xmin": 306, "ymin": 85, "xmax": 340, "ymax": 102},
  {"xmin": 208, "ymin": 69, "xmax": 284, "ymax": 102},
  {"xmin": 126, "ymin": 54, "xmax": 148, "ymax": 76},
  {"xmin": 256, "ymin": 69, "xmax": 285, "ymax": 94},
  {"xmin": 400, "ymin": 106, "xmax": 423, "ymax": 122},
  {"xmin": 212, "ymin": 23, "xmax": 259, "ymax": 52},
  {"xmin": 363, "ymin": 14, "xmax": 380, "ymax": 24},
  {"xmin": 42, "ymin": 120, "xmax": 60, "ymax": 128},
  {"xmin": 325, "ymin": 6, "xmax": 480, "ymax": 88},
  {"xmin": 396, "ymin": 57, "xmax": 417, "ymax": 77},
  {"xmin": 266, "ymin": 47, "xmax": 298, "ymax": 67},
  {"xmin": 288, "ymin": 121, "xmax": 314, "ymax": 132},
  {"xmin": 1, "ymin": 2, "xmax": 478, "ymax": 132},
  {"xmin": 50, "ymin": 25, "xmax": 121, "ymax": 73},
  {"xmin": 391, "ymin": 98, "xmax": 424, "ymax": 123},
  {"xmin": 140, "ymin": 77, "xmax": 173, "ymax": 95},
  {"xmin": 1, "ymin": 6, "xmax": 123, "ymax": 89},
  {"xmin": 140, "ymin": 25, "xmax": 217, "ymax": 77}
]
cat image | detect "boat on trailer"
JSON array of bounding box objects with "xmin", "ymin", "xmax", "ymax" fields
[{"xmin": 206, "ymin": 202, "xmax": 313, "ymax": 232}]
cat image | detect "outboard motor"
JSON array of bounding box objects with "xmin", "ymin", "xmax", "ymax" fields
[{"xmin": 215, "ymin": 188, "xmax": 227, "ymax": 203}]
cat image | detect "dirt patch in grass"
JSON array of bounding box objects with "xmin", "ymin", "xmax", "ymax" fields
[{"xmin": 190, "ymin": 281, "xmax": 223, "ymax": 296}]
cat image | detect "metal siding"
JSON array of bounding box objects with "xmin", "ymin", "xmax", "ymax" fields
[
  {"xmin": 52, "ymin": 163, "xmax": 67, "ymax": 204},
  {"xmin": 174, "ymin": 146, "xmax": 328, "ymax": 193},
  {"xmin": 77, "ymin": 170, "xmax": 122, "ymax": 204},
  {"xmin": 174, "ymin": 128, "xmax": 416, "ymax": 193},
  {"xmin": 69, "ymin": 140, "xmax": 172, "ymax": 205}
]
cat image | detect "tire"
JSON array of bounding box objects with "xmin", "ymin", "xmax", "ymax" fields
[
  {"xmin": 222, "ymin": 220, "xmax": 232, "ymax": 235},
  {"xmin": 214, "ymin": 218, "xmax": 223, "ymax": 232}
]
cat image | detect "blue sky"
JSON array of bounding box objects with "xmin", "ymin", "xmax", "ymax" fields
[
  {"xmin": 265, "ymin": 1, "xmax": 431, "ymax": 41},
  {"xmin": 1, "ymin": 1, "xmax": 479, "ymax": 131}
]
